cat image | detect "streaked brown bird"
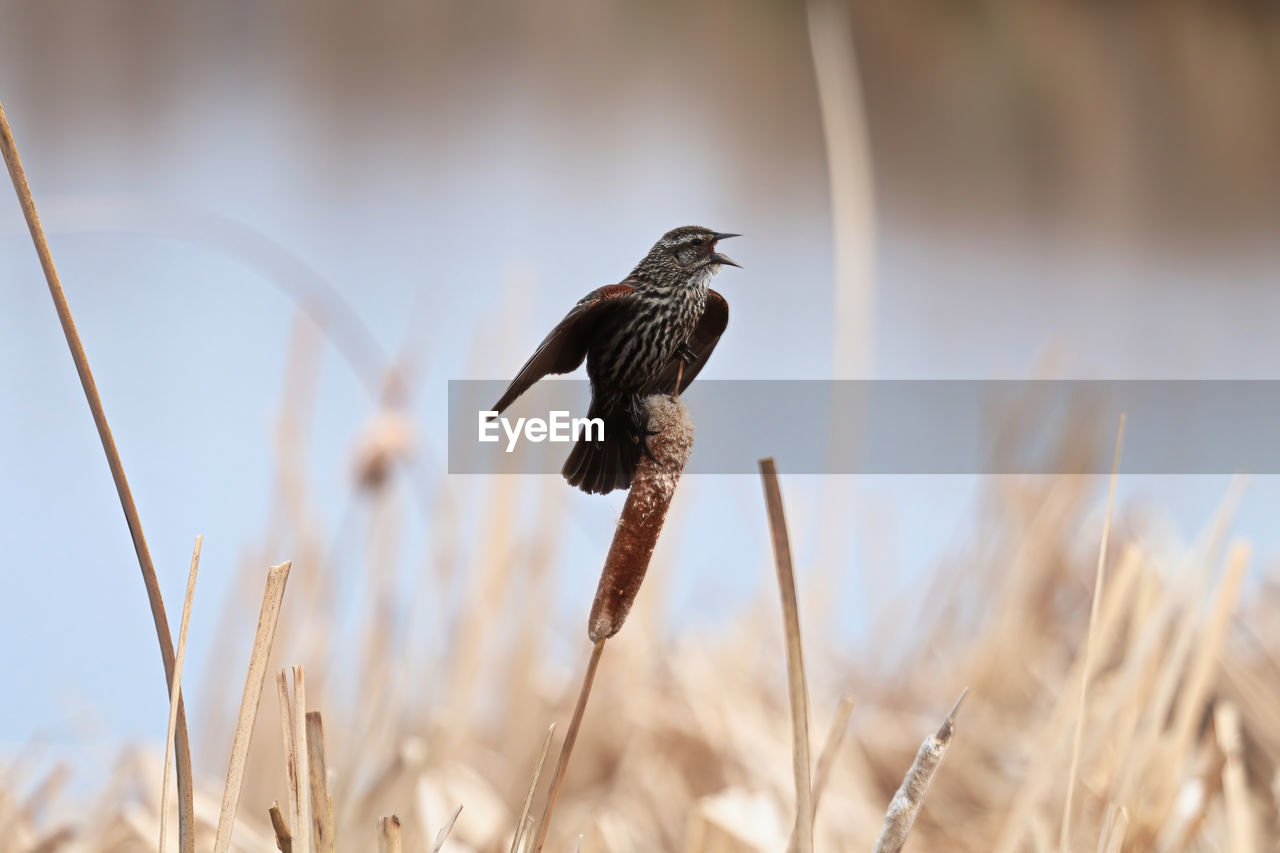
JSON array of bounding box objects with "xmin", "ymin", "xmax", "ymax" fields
[{"xmin": 491, "ymin": 225, "xmax": 739, "ymax": 494}]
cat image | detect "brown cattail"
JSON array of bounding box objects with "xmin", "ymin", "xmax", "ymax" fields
[{"xmin": 587, "ymin": 395, "xmax": 694, "ymax": 642}]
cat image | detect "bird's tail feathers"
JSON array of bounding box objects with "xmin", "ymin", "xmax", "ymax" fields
[{"xmin": 561, "ymin": 403, "xmax": 640, "ymax": 495}]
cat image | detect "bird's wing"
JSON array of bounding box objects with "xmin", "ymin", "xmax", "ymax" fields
[
  {"xmin": 644, "ymin": 288, "xmax": 729, "ymax": 396},
  {"xmin": 491, "ymin": 283, "xmax": 637, "ymax": 414}
]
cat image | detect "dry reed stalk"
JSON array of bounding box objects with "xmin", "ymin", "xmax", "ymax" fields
[
  {"xmin": 811, "ymin": 696, "xmax": 855, "ymax": 820},
  {"xmin": 872, "ymin": 689, "xmax": 968, "ymax": 853},
  {"xmin": 1110, "ymin": 561, "xmax": 1221, "ymax": 812},
  {"xmin": 1060, "ymin": 414, "xmax": 1125, "ymax": 852},
  {"xmin": 160, "ymin": 536, "xmax": 203, "ymax": 853},
  {"xmin": 1167, "ymin": 545, "xmax": 1249, "ymax": 761},
  {"xmin": 510, "ymin": 723, "xmax": 556, "ymax": 853},
  {"xmin": 1129, "ymin": 543, "xmax": 1249, "ymax": 837},
  {"xmin": 378, "ymin": 815, "xmax": 402, "ymax": 853},
  {"xmin": 269, "ymin": 802, "xmax": 292, "ymax": 853},
  {"xmin": 533, "ymin": 639, "xmax": 605, "ymax": 852},
  {"xmin": 1214, "ymin": 702, "xmax": 1255, "ymax": 853},
  {"xmin": 292, "ymin": 666, "xmax": 313, "ymax": 853},
  {"xmin": 805, "ymin": 0, "xmax": 876, "ymax": 379},
  {"xmin": 24, "ymin": 826, "xmax": 73, "ymax": 853},
  {"xmin": 806, "ymin": 0, "xmax": 877, "ymax": 636},
  {"xmin": 588, "ymin": 396, "xmax": 694, "ymax": 641},
  {"xmin": 1084, "ymin": 482, "xmax": 1242, "ymax": 780},
  {"xmin": 992, "ymin": 533, "xmax": 1142, "ymax": 853},
  {"xmin": 1155, "ymin": 743, "xmax": 1222, "ymax": 853},
  {"xmin": 758, "ymin": 458, "xmax": 815, "ymax": 853},
  {"xmin": 430, "ymin": 804, "xmax": 463, "ymax": 853},
  {"xmin": 277, "ymin": 670, "xmax": 300, "ymax": 836},
  {"xmin": 213, "ymin": 561, "xmax": 292, "ymax": 853},
  {"xmin": 17, "ymin": 764, "xmax": 69, "ymax": 824},
  {"xmin": 305, "ymin": 712, "xmax": 335, "ymax": 853},
  {"xmin": 1090, "ymin": 487, "xmax": 1239, "ymax": 812},
  {"xmin": 1097, "ymin": 804, "xmax": 1128, "ymax": 853},
  {"xmin": 0, "ymin": 96, "xmax": 198, "ymax": 853}
]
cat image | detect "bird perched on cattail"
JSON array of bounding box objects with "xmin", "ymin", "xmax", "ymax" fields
[{"xmin": 491, "ymin": 225, "xmax": 738, "ymax": 494}]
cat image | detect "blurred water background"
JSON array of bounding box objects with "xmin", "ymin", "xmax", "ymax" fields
[{"xmin": 2, "ymin": 0, "xmax": 1279, "ymax": 781}]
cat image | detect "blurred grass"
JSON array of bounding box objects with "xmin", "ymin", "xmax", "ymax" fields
[{"xmin": 1, "ymin": 336, "xmax": 1277, "ymax": 850}]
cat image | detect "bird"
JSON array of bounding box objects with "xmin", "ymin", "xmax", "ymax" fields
[{"xmin": 491, "ymin": 225, "xmax": 739, "ymax": 494}]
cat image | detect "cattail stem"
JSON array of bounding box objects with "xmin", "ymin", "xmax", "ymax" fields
[{"xmin": 533, "ymin": 639, "xmax": 605, "ymax": 852}]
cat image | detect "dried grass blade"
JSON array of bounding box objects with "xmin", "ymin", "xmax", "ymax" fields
[
  {"xmin": 277, "ymin": 670, "xmax": 299, "ymax": 831},
  {"xmin": 811, "ymin": 696, "xmax": 855, "ymax": 819},
  {"xmin": 269, "ymin": 802, "xmax": 293, "ymax": 853},
  {"xmin": 0, "ymin": 95, "xmax": 197, "ymax": 853},
  {"xmin": 511, "ymin": 724, "xmax": 556, "ymax": 853},
  {"xmin": 292, "ymin": 666, "xmax": 312, "ymax": 853},
  {"xmin": 212, "ymin": 561, "xmax": 292, "ymax": 853},
  {"xmin": 160, "ymin": 535, "xmax": 202, "ymax": 853},
  {"xmin": 306, "ymin": 712, "xmax": 335, "ymax": 853},
  {"xmin": 759, "ymin": 458, "xmax": 814, "ymax": 853},
  {"xmin": 1169, "ymin": 545, "xmax": 1249, "ymax": 758},
  {"xmin": 430, "ymin": 804, "xmax": 463, "ymax": 853},
  {"xmin": 1060, "ymin": 414, "xmax": 1124, "ymax": 853},
  {"xmin": 1215, "ymin": 698, "xmax": 1255, "ymax": 851},
  {"xmin": 378, "ymin": 815, "xmax": 402, "ymax": 853},
  {"xmin": 1096, "ymin": 804, "xmax": 1128, "ymax": 853}
]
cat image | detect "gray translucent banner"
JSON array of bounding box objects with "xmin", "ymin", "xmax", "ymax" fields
[{"xmin": 448, "ymin": 380, "xmax": 1280, "ymax": 474}]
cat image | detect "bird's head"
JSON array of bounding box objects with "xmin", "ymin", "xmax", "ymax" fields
[{"xmin": 649, "ymin": 225, "xmax": 741, "ymax": 274}]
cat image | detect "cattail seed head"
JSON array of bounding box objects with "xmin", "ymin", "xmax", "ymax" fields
[{"xmin": 588, "ymin": 395, "xmax": 694, "ymax": 641}]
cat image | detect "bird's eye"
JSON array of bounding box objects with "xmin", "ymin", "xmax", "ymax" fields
[{"xmin": 691, "ymin": 238, "xmax": 704, "ymax": 247}]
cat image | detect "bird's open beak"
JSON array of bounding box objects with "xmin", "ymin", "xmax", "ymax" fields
[{"xmin": 711, "ymin": 232, "xmax": 742, "ymax": 268}]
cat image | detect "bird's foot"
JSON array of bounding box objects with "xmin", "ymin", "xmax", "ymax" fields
[{"xmin": 626, "ymin": 397, "xmax": 660, "ymax": 462}]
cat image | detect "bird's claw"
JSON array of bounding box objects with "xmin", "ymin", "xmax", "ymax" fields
[{"xmin": 626, "ymin": 397, "xmax": 660, "ymax": 462}]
